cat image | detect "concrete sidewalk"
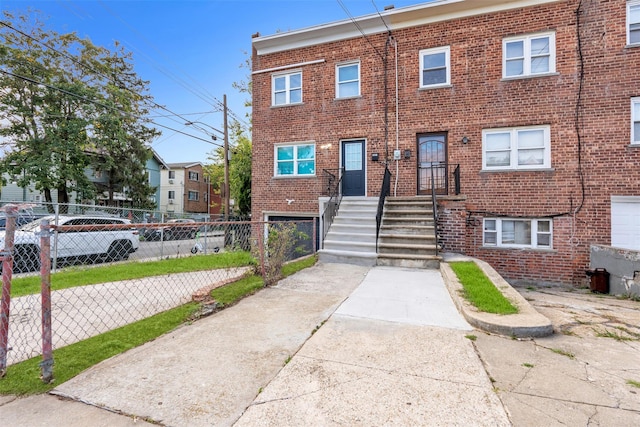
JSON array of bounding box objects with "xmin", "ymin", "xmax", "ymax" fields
[{"xmin": 0, "ymin": 263, "xmax": 509, "ymax": 426}]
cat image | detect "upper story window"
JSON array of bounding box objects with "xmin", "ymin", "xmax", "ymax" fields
[
  {"xmin": 336, "ymin": 61, "xmax": 360, "ymax": 98},
  {"xmin": 188, "ymin": 191, "xmax": 199, "ymax": 201},
  {"xmin": 484, "ymin": 218, "xmax": 552, "ymax": 249},
  {"xmin": 168, "ymin": 170, "xmax": 176, "ymax": 179},
  {"xmin": 483, "ymin": 125, "xmax": 551, "ymax": 170},
  {"xmin": 168, "ymin": 190, "xmax": 175, "ymax": 199},
  {"xmin": 188, "ymin": 171, "xmax": 199, "ymax": 181},
  {"xmin": 629, "ymin": 0, "xmax": 640, "ymax": 45},
  {"xmin": 275, "ymin": 143, "xmax": 315, "ymax": 177},
  {"xmin": 632, "ymin": 97, "xmax": 640, "ymax": 144},
  {"xmin": 503, "ymin": 32, "xmax": 555, "ymax": 78},
  {"xmin": 272, "ymin": 71, "xmax": 302, "ymax": 106},
  {"xmin": 419, "ymin": 46, "xmax": 450, "ymax": 88}
]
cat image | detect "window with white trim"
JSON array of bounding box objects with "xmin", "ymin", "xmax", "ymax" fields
[
  {"xmin": 168, "ymin": 170, "xmax": 175, "ymax": 179},
  {"xmin": 275, "ymin": 143, "xmax": 315, "ymax": 176},
  {"xmin": 188, "ymin": 171, "xmax": 199, "ymax": 181},
  {"xmin": 336, "ymin": 62, "xmax": 360, "ymax": 98},
  {"xmin": 484, "ymin": 218, "xmax": 552, "ymax": 248},
  {"xmin": 168, "ymin": 190, "xmax": 175, "ymax": 199},
  {"xmin": 632, "ymin": 97, "xmax": 640, "ymax": 144},
  {"xmin": 188, "ymin": 191, "xmax": 199, "ymax": 201},
  {"xmin": 419, "ymin": 46, "xmax": 450, "ymax": 88},
  {"xmin": 629, "ymin": 0, "xmax": 640, "ymax": 45},
  {"xmin": 503, "ymin": 32, "xmax": 555, "ymax": 78},
  {"xmin": 483, "ymin": 125, "xmax": 551, "ymax": 170},
  {"xmin": 272, "ymin": 71, "xmax": 302, "ymax": 106}
]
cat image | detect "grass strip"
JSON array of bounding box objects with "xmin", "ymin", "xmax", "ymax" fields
[
  {"xmin": 0, "ymin": 254, "xmax": 318, "ymax": 396},
  {"xmin": 0, "ymin": 303, "xmax": 199, "ymax": 395},
  {"xmin": 449, "ymin": 261, "xmax": 518, "ymax": 314},
  {"xmin": 211, "ymin": 255, "xmax": 318, "ymax": 306},
  {"xmin": 7, "ymin": 251, "xmax": 255, "ymax": 298}
]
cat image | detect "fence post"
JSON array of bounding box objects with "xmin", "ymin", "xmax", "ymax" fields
[
  {"xmin": 0, "ymin": 204, "xmax": 18, "ymax": 377},
  {"xmin": 39, "ymin": 219, "xmax": 54, "ymax": 383}
]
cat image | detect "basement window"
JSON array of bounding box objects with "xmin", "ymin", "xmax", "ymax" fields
[{"xmin": 484, "ymin": 218, "xmax": 552, "ymax": 249}]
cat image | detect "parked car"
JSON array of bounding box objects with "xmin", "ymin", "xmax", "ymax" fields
[
  {"xmin": 143, "ymin": 218, "xmax": 198, "ymax": 241},
  {"xmin": 0, "ymin": 215, "xmax": 139, "ymax": 273},
  {"xmin": 0, "ymin": 213, "xmax": 48, "ymax": 231}
]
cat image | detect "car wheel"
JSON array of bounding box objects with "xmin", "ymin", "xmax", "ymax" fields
[
  {"xmin": 189, "ymin": 229, "xmax": 196, "ymax": 239},
  {"xmin": 14, "ymin": 245, "xmax": 40, "ymax": 273},
  {"xmin": 162, "ymin": 230, "xmax": 172, "ymax": 241},
  {"xmin": 107, "ymin": 240, "xmax": 132, "ymax": 262}
]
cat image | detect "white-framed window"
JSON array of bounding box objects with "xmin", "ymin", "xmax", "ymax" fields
[
  {"xmin": 188, "ymin": 171, "xmax": 199, "ymax": 181},
  {"xmin": 484, "ymin": 218, "xmax": 552, "ymax": 249},
  {"xmin": 188, "ymin": 191, "xmax": 199, "ymax": 201},
  {"xmin": 274, "ymin": 143, "xmax": 315, "ymax": 177},
  {"xmin": 168, "ymin": 170, "xmax": 176, "ymax": 179},
  {"xmin": 503, "ymin": 32, "xmax": 555, "ymax": 78},
  {"xmin": 168, "ymin": 190, "xmax": 175, "ymax": 199},
  {"xmin": 482, "ymin": 125, "xmax": 551, "ymax": 170},
  {"xmin": 632, "ymin": 97, "xmax": 640, "ymax": 144},
  {"xmin": 629, "ymin": 0, "xmax": 640, "ymax": 45},
  {"xmin": 272, "ymin": 71, "xmax": 302, "ymax": 106},
  {"xmin": 419, "ymin": 46, "xmax": 450, "ymax": 88},
  {"xmin": 336, "ymin": 61, "xmax": 360, "ymax": 98}
]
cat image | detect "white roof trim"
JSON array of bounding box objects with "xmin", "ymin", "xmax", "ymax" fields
[
  {"xmin": 253, "ymin": 0, "xmax": 563, "ymax": 55},
  {"xmin": 252, "ymin": 59, "xmax": 325, "ymax": 75}
]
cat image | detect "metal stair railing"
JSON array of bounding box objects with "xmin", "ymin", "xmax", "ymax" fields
[
  {"xmin": 430, "ymin": 164, "xmax": 439, "ymax": 256},
  {"xmin": 321, "ymin": 168, "xmax": 344, "ymax": 247},
  {"xmin": 375, "ymin": 166, "xmax": 392, "ymax": 252}
]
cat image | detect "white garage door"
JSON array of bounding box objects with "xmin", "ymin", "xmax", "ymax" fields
[{"xmin": 611, "ymin": 196, "xmax": 640, "ymax": 250}]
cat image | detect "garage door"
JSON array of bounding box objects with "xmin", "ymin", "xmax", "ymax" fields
[{"xmin": 611, "ymin": 197, "xmax": 640, "ymax": 250}]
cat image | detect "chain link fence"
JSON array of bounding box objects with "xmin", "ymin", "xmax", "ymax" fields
[{"xmin": 0, "ymin": 203, "xmax": 315, "ymax": 376}]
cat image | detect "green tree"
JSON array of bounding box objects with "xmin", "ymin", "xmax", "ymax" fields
[
  {"xmin": 0, "ymin": 11, "xmax": 159, "ymax": 209},
  {"xmin": 204, "ymin": 121, "xmax": 251, "ymax": 217}
]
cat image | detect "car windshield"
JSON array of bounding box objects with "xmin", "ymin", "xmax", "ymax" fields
[{"xmin": 20, "ymin": 215, "xmax": 56, "ymax": 231}]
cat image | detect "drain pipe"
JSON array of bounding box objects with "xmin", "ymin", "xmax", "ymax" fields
[{"xmin": 392, "ymin": 36, "xmax": 399, "ymax": 197}]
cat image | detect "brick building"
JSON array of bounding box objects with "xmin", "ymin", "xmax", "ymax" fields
[
  {"xmin": 251, "ymin": 0, "xmax": 640, "ymax": 286},
  {"xmin": 162, "ymin": 162, "xmax": 219, "ymax": 217}
]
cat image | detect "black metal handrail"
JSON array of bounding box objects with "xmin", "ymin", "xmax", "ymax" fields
[
  {"xmin": 430, "ymin": 164, "xmax": 439, "ymax": 257},
  {"xmin": 321, "ymin": 168, "xmax": 344, "ymax": 246},
  {"xmin": 375, "ymin": 167, "xmax": 392, "ymax": 252},
  {"xmin": 453, "ymin": 164, "xmax": 461, "ymax": 195}
]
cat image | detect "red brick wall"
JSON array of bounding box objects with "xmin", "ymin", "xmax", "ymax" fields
[{"xmin": 252, "ymin": 0, "xmax": 640, "ymax": 285}]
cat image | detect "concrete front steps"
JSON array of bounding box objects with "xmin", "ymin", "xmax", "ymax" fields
[
  {"xmin": 377, "ymin": 196, "xmax": 442, "ymax": 269},
  {"xmin": 318, "ymin": 197, "xmax": 378, "ymax": 267}
]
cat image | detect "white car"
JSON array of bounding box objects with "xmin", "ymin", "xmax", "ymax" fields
[{"xmin": 0, "ymin": 215, "xmax": 139, "ymax": 273}]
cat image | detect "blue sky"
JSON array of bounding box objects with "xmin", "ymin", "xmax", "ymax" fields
[{"xmin": 2, "ymin": 0, "xmax": 421, "ymax": 163}]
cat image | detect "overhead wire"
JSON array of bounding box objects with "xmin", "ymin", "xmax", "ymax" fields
[
  {"xmin": 0, "ymin": 68, "xmax": 224, "ymax": 148},
  {"xmin": 95, "ymin": 1, "xmax": 251, "ymax": 132}
]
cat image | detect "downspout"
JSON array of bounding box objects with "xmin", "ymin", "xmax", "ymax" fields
[{"xmin": 392, "ymin": 37, "xmax": 399, "ymax": 197}]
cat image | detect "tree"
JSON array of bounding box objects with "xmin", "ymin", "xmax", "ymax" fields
[
  {"xmin": 204, "ymin": 121, "xmax": 251, "ymax": 217},
  {"xmin": 0, "ymin": 11, "xmax": 159, "ymax": 209}
]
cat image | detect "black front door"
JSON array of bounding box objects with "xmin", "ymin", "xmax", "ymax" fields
[
  {"xmin": 417, "ymin": 133, "xmax": 448, "ymax": 195},
  {"xmin": 341, "ymin": 140, "xmax": 365, "ymax": 196}
]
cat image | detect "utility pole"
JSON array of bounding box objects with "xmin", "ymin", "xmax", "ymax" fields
[{"xmin": 223, "ymin": 94, "xmax": 230, "ymax": 221}]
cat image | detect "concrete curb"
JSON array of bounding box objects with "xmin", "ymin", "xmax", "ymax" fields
[{"xmin": 441, "ymin": 255, "xmax": 554, "ymax": 338}]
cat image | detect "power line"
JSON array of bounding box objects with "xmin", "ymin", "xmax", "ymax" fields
[
  {"xmin": 0, "ymin": 68, "xmax": 223, "ymax": 148},
  {"xmin": 0, "ymin": 19, "xmax": 247, "ymax": 136},
  {"xmin": 336, "ymin": 0, "xmax": 385, "ymax": 61}
]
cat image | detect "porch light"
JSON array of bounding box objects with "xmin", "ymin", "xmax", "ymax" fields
[{"xmin": 462, "ymin": 136, "xmax": 470, "ymax": 144}]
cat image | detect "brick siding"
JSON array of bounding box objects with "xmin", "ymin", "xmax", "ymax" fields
[{"xmin": 252, "ymin": 0, "xmax": 640, "ymax": 286}]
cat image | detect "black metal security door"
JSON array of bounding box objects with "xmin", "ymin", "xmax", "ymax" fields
[
  {"xmin": 341, "ymin": 140, "xmax": 365, "ymax": 196},
  {"xmin": 417, "ymin": 133, "xmax": 448, "ymax": 195}
]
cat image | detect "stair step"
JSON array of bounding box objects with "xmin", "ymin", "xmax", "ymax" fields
[
  {"xmin": 377, "ymin": 253, "xmax": 441, "ymax": 269},
  {"xmin": 318, "ymin": 249, "xmax": 378, "ymax": 267},
  {"xmin": 325, "ymin": 231, "xmax": 376, "ymax": 243}
]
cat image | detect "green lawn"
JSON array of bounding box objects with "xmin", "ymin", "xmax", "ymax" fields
[
  {"xmin": 5, "ymin": 251, "xmax": 255, "ymax": 298},
  {"xmin": 449, "ymin": 261, "xmax": 518, "ymax": 314},
  {"xmin": 0, "ymin": 254, "xmax": 317, "ymax": 395}
]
